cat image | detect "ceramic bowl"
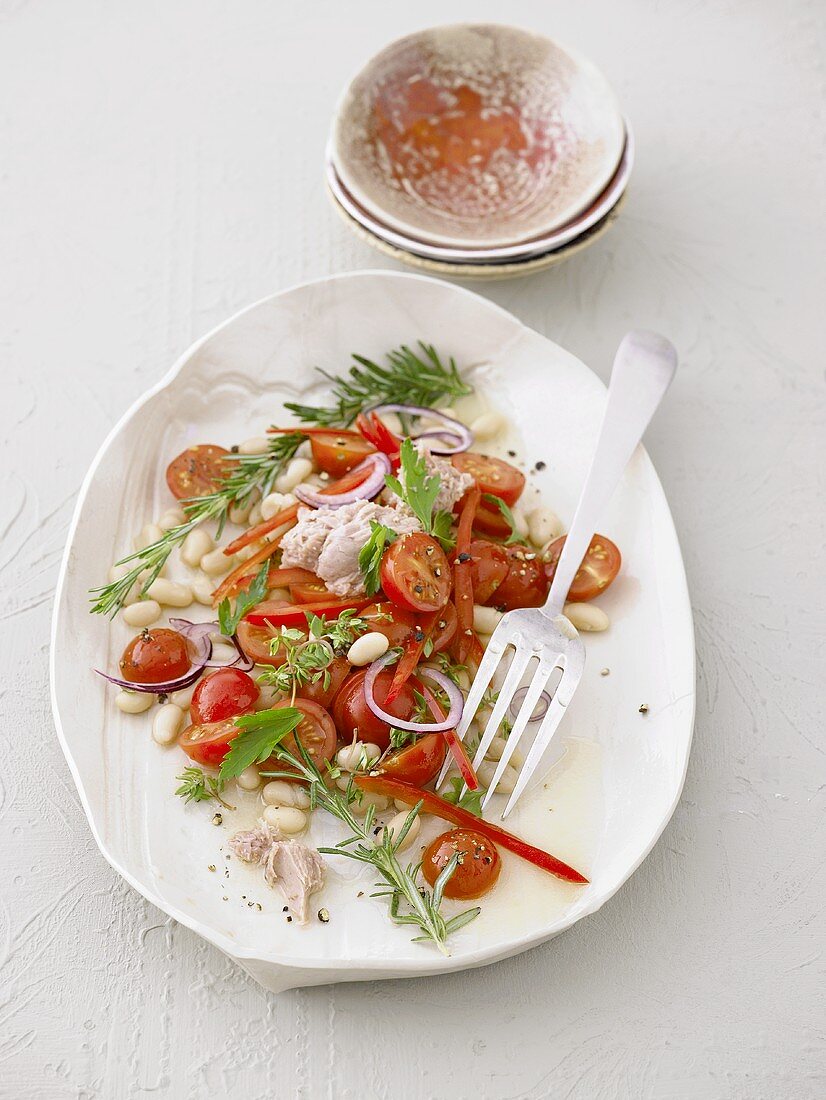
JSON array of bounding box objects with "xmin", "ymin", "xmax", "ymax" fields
[
  {"xmin": 326, "ymin": 123, "xmax": 633, "ymax": 266},
  {"xmin": 51, "ymin": 272, "xmax": 694, "ymax": 993},
  {"xmin": 331, "ymin": 24, "xmax": 625, "ymax": 249}
]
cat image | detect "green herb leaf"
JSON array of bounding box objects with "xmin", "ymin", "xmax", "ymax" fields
[
  {"xmin": 481, "ymin": 493, "xmax": 527, "ymax": 545},
  {"xmin": 219, "ymin": 708, "xmax": 303, "ymax": 781},
  {"xmin": 386, "ymin": 439, "xmax": 441, "ymax": 531},
  {"xmin": 358, "ymin": 521, "xmax": 397, "ymax": 596},
  {"xmin": 218, "ymin": 559, "xmax": 270, "ymax": 635},
  {"xmin": 389, "ymin": 727, "xmax": 416, "ymax": 750},
  {"xmin": 284, "ymin": 343, "xmax": 473, "ymax": 428},
  {"xmin": 174, "ymin": 767, "xmax": 235, "ymax": 810},
  {"xmin": 442, "ymin": 776, "xmax": 485, "ymax": 817}
]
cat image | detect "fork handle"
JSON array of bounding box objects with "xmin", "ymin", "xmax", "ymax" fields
[{"xmin": 544, "ymin": 331, "xmax": 678, "ymax": 617}]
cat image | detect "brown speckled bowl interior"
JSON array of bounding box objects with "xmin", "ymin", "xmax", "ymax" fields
[{"xmin": 332, "ymin": 24, "xmax": 625, "ymax": 249}]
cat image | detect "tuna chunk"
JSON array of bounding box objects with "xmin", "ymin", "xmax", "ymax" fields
[
  {"xmin": 391, "ymin": 441, "xmax": 474, "ymax": 512},
  {"xmin": 280, "ymin": 500, "xmax": 421, "ymax": 597},
  {"xmin": 263, "ymin": 841, "xmax": 325, "ymax": 924},
  {"xmin": 229, "ymin": 820, "xmax": 326, "ymax": 924}
]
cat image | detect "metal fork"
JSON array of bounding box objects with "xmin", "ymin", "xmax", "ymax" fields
[{"xmin": 440, "ymin": 331, "xmax": 678, "ymax": 818}]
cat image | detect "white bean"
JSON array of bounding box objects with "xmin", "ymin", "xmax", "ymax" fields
[
  {"xmin": 470, "ymin": 411, "xmax": 505, "ymax": 440},
  {"xmin": 477, "ymin": 760, "xmax": 518, "ymax": 794},
  {"xmin": 210, "ymin": 643, "xmax": 239, "ymax": 665},
  {"xmin": 200, "ymin": 548, "xmax": 232, "ymax": 576},
  {"xmin": 564, "ymin": 602, "xmax": 610, "ymax": 632},
  {"xmin": 152, "ymin": 703, "xmax": 184, "ymax": 746},
  {"xmin": 256, "ymin": 684, "xmax": 283, "ymax": 710},
  {"xmin": 234, "ymin": 544, "xmax": 257, "ymax": 563},
  {"xmin": 336, "ymin": 742, "xmax": 381, "ymax": 772},
  {"xmin": 191, "ymin": 575, "xmax": 215, "ymax": 606},
  {"xmin": 528, "ymin": 507, "xmax": 563, "ymax": 548},
  {"xmin": 263, "ymin": 805, "xmax": 307, "ymax": 835},
  {"xmin": 386, "ymin": 810, "xmax": 421, "ymax": 852},
  {"xmin": 145, "ymin": 578, "xmax": 192, "ymax": 607},
  {"xmin": 121, "ymin": 600, "xmax": 161, "ymax": 628},
  {"xmin": 248, "ymin": 502, "xmax": 263, "ymax": 526},
  {"xmin": 350, "ymin": 791, "xmax": 389, "ymax": 816},
  {"xmin": 260, "ymin": 491, "xmax": 295, "ymax": 520},
  {"xmin": 181, "ymin": 528, "xmax": 214, "ymax": 566},
  {"xmin": 267, "ymin": 586, "xmax": 290, "ymax": 602},
  {"xmin": 295, "ymin": 439, "xmax": 313, "ymax": 459},
  {"xmin": 229, "ymin": 501, "xmax": 252, "ymax": 525},
  {"xmin": 158, "ymin": 508, "xmax": 185, "ymax": 531},
  {"xmin": 238, "ymin": 436, "xmax": 270, "ymax": 455},
  {"xmin": 236, "ymin": 766, "xmax": 261, "ymax": 791},
  {"xmin": 134, "ymin": 523, "xmax": 164, "ymax": 551},
  {"xmin": 394, "ymin": 797, "xmax": 412, "ymax": 812},
  {"xmin": 512, "ymin": 506, "xmax": 529, "ymax": 538},
  {"xmin": 380, "ymin": 411, "xmax": 403, "ymax": 435},
  {"xmin": 262, "ymin": 780, "xmax": 311, "ymax": 809},
  {"xmin": 115, "ymin": 690, "xmax": 153, "ymax": 715},
  {"xmin": 169, "ymin": 683, "xmax": 197, "ymax": 708},
  {"xmin": 473, "ymin": 604, "xmax": 502, "ymax": 635},
  {"xmin": 484, "ymin": 736, "xmax": 523, "ymax": 766},
  {"xmin": 275, "ymin": 457, "xmax": 314, "ymax": 493},
  {"xmin": 347, "ymin": 632, "xmax": 389, "ymax": 667}
]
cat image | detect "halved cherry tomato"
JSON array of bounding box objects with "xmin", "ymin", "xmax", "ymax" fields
[
  {"xmin": 430, "ymin": 601, "xmax": 458, "ymax": 654},
  {"xmin": 380, "ymin": 532, "xmax": 451, "ymax": 613},
  {"xmin": 422, "ymin": 828, "xmax": 502, "ymax": 899},
  {"xmin": 414, "ymin": 680, "xmax": 478, "ymax": 790},
  {"xmin": 290, "ymin": 581, "xmax": 333, "ymax": 604},
  {"xmin": 308, "ymin": 431, "xmax": 376, "ymax": 477},
  {"xmin": 332, "ymin": 668, "xmax": 417, "ymax": 751},
  {"xmin": 379, "ymin": 733, "xmax": 447, "ymax": 787},
  {"xmin": 180, "ymin": 717, "xmax": 239, "ymax": 767},
  {"xmin": 235, "ymin": 620, "xmax": 292, "ymax": 667},
  {"xmin": 385, "ymin": 610, "xmax": 438, "ymax": 703},
  {"xmin": 269, "ymin": 698, "xmax": 338, "ymax": 779},
  {"xmin": 469, "ymin": 539, "xmax": 510, "ymax": 603},
  {"xmin": 119, "ymin": 628, "xmax": 190, "ymax": 685},
  {"xmin": 297, "ymin": 655, "xmax": 351, "ymax": 709},
  {"xmin": 166, "ymin": 445, "xmax": 231, "ymax": 500},
  {"xmin": 471, "ymin": 498, "xmax": 513, "ymax": 539},
  {"xmin": 265, "ymin": 566, "xmax": 320, "ymax": 588},
  {"xmin": 190, "ymin": 668, "xmax": 259, "ymax": 725},
  {"xmin": 452, "ymin": 453, "xmax": 525, "ymax": 506},
  {"xmin": 543, "ymin": 534, "xmax": 622, "ymax": 602},
  {"xmin": 489, "ymin": 545, "xmax": 550, "ymax": 610},
  {"xmin": 359, "ymin": 602, "xmax": 419, "ymax": 647},
  {"xmin": 244, "ymin": 597, "xmax": 369, "ymax": 628}
]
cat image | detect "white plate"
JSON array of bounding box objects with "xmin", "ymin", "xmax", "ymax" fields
[{"xmin": 51, "ymin": 272, "xmax": 695, "ymax": 993}]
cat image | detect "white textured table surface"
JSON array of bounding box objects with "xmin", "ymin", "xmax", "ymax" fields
[{"xmin": 2, "ymin": 2, "xmax": 824, "ymax": 1097}]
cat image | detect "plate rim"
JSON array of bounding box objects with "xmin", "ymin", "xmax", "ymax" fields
[{"xmin": 50, "ymin": 270, "xmax": 695, "ymax": 978}]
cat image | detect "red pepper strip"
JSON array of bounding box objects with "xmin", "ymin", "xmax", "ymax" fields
[
  {"xmin": 354, "ymin": 774, "xmax": 588, "ymax": 884},
  {"xmin": 468, "ymin": 632, "xmax": 486, "ymax": 670},
  {"xmin": 265, "ymin": 566, "xmax": 320, "ymax": 587},
  {"xmin": 452, "ymin": 485, "xmax": 481, "ymax": 663},
  {"xmin": 416, "ymin": 680, "xmax": 478, "ymax": 790},
  {"xmin": 355, "ymin": 411, "xmax": 401, "ymax": 467},
  {"xmin": 223, "ymin": 502, "xmax": 300, "ymax": 556},
  {"xmin": 210, "ymin": 530, "xmax": 294, "ymax": 605},
  {"xmin": 385, "ymin": 610, "xmax": 438, "ymax": 705},
  {"xmin": 244, "ymin": 597, "xmax": 370, "ymax": 629}
]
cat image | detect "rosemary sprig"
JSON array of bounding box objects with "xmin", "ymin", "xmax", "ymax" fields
[
  {"xmin": 285, "ymin": 343, "xmax": 473, "ymax": 428},
  {"xmin": 89, "ymin": 432, "xmax": 305, "ymax": 616},
  {"xmin": 174, "ymin": 767, "xmax": 236, "ymax": 810},
  {"xmin": 261, "ymin": 739, "xmax": 480, "ymax": 954}
]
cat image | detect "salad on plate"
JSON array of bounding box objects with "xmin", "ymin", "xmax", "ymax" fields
[{"xmin": 90, "ymin": 343, "xmax": 621, "ymax": 953}]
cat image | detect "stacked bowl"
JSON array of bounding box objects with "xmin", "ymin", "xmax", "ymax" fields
[{"xmin": 327, "ymin": 24, "xmax": 632, "ymax": 279}]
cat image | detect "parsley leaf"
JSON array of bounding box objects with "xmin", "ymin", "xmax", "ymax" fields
[
  {"xmin": 358, "ymin": 521, "xmax": 397, "ymax": 596},
  {"xmin": 386, "ymin": 438, "xmax": 455, "ymax": 549},
  {"xmin": 218, "ymin": 559, "xmax": 270, "ymax": 634},
  {"xmin": 442, "ymin": 776, "xmax": 485, "ymax": 817},
  {"xmin": 219, "ymin": 708, "xmax": 302, "ymax": 780},
  {"xmin": 481, "ymin": 493, "xmax": 527, "ymax": 545}
]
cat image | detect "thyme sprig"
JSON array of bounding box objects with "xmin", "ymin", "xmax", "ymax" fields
[
  {"xmin": 89, "ymin": 432, "xmax": 305, "ymax": 616},
  {"xmin": 174, "ymin": 767, "xmax": 236, "ymax": 810},
  {"xmin": 285, "ymin": 343, "xmax": 472, "ymax": 428},
  {"xmin": 261, "ymin": 738, "xmax": 480, "ymax": 954}
]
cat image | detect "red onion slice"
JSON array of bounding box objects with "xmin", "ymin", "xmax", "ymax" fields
[
  {"xmin": 293, "ymin": 453, "xmax": 391, "ymax": 509},
  {"xmin": 94, "ymin": 662, "xmax": 208, "ymax": 695},
  {"xmin": 367, "ymin": 404, "xmax": 474, "ymax": 455},
  {"xmin": 363, "ymin": 652, "xmax": 463, "ymax": 732},
  {"xmin": 170, "ymin": 617, "xmax": 254, "ymax": 672},
  {"xmin": 509, "ymin": 686, "xmax": 551, "ymax": 723}
]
